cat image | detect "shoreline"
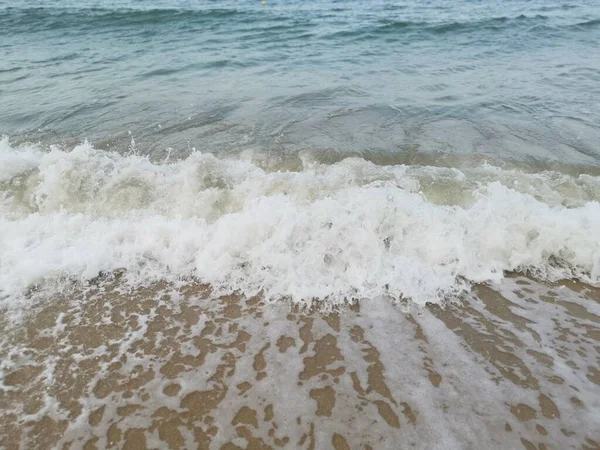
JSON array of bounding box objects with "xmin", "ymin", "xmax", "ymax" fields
[{"xmin": 1, "ymin": 277, "xmax": 599, "ymax": 449}]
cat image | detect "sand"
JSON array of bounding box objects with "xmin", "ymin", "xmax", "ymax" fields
[{"xmin": 1, "ymin": 276, "xmax": 599, "ymax": 449}]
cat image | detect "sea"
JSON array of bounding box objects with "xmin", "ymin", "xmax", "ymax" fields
[{"xmin": 1, "ymin": 0, "xmax": 599, "ymax": 449}]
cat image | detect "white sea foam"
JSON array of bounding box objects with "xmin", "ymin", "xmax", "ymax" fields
[{"xmin": 1, "ymin": 137, "xmax": 599, "ymax": 308}]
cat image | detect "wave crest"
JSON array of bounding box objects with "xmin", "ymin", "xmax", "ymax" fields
[{"xmin": 1, "ymin": 138, "xmax": 599, "ymax": 307}]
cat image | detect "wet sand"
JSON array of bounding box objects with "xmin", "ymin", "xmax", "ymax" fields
[{"xmin": 1, "ymin": 276, "xmax": 599, "ymax": 449}]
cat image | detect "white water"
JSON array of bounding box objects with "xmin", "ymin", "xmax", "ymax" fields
[{"xmin": 1, "ymin": 137, "xmax": 600, "ymax": 308}]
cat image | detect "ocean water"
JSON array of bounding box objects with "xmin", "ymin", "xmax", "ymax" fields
[
  {"xmin": 2, "ymin": 0, "xmax": 600, "ymax": 308},
  {"xmin": 2, "ymin": 1, "xmax": 600, "ymax": 449}
]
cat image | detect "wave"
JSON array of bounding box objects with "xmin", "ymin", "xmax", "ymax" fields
[
  {"xmin": 0, "ymin": 6, "xmax": 256, "ymax": 33},
  {"xmin": 2, "ymin": 6, "xmax": 590, "ymax": 40},
  {"xmin": 326, "ymin": 13, "xmax": 600, "ymax": 43},
  {"xmin": 409, "ymin": 14, "xmax": 547, "ymax": 31},
  {"xmin": 571, "ymin": 18, "xmax": 600, "ymax": 29},
  {"xmin": 1, "ymin": 138, "xmax": 600, "ymax": 308}
]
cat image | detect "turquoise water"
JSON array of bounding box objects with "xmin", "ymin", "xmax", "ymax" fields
[{"xmin": 2, "ymin": 0, "xmax": 600, "ymax": 165}]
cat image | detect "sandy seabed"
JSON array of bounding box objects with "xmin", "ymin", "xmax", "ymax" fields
[{"xmin": 1, "ymin": 276, "xmax": 599, "ymax": 450}]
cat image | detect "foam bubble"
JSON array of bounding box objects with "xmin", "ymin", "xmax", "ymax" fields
[{"xmin": 1, "ymin": 137, "xmax": 599, "ymax": 308}]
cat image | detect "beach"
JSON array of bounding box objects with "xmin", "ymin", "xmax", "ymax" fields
[
  {"xmin": 1, "ymin": 0, "xmax": 600, "ymax": 447},
  {"xmin": 1, "ymin": 276, "xmax": 599, "ymax": 449}
]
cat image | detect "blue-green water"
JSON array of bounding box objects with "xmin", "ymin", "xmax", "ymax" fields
[
  {"xmin": 2, "ymin": 0, "xmax": 600, "ymax": 165},
  {"xmin": 2, "ymin": 0, "xmax": 600, "ymax": 307},
  {"xmin": 3, "ymin": 6, "xmax": 600, "ymax": 449}
]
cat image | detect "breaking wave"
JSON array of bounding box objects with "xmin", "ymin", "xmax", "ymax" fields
[{"xmin": 1, "ymin": 137, "xmax": 599, "ymax": 308}]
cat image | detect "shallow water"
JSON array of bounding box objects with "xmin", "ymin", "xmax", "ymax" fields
[
  {"xmin": 2, "ymin": 1, "xmax": 600, "ymax": 306},
  {"xmin": 1, "ymin": 0, "xmax": 600, "ymax": 448},
  {"xmin": 1, "ymin": 0, "xmax": 600, "ymax": 164},
  {"xmin": 1, "ymin": 277, "xmax": 599, "ymax": 449}
]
